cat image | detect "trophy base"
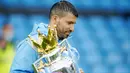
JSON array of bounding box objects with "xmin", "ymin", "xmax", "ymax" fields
[
  {"xmin": 50, "ymin": 57, "xmax": 76, "ymax": 73},
  {"xmin": 33, "ymin": 57, "xmax": 77, "ymax": 73}
]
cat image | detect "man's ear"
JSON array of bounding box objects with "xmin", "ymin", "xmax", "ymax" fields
[{"xmin": 52, "ymin": 15, "xmax": 60, "ymax": 25}]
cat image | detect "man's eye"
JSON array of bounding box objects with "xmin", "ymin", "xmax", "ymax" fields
[{"xmin": 68, "ymin": 22, "xmax": 72, "ymax": 25}]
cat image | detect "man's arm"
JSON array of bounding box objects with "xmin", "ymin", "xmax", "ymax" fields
[{"xmin": 10, "ymin": 40, "xmax": 38, "ymax": 73}]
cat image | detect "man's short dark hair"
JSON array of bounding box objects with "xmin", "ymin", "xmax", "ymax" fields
[{"xmin": 49, "ymin": 0, "xmax": 78, "ymax": 19}]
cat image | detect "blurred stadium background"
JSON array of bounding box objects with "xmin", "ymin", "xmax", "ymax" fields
[{"xmin": 0, "ymin": 0, "xmax": 130, "ymax": 73}]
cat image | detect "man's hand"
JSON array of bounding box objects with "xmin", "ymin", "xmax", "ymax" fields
[{"xmin": 79, "ymin": 68, "xmax": 84, "ymax": 73}]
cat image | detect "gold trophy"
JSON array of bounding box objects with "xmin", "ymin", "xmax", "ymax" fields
[{"xmin": 28, "ymin": 25, "xmax": 79, "ymax": 73}]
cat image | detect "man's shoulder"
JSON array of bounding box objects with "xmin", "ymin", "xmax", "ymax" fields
[
  {"xmin": 10, "ymin": 38, "xmax": 38, "ymax": 73},
  {"xmin": 13, "ymin": 38, "xmax": 38, "ymax": 63},
  {"xmin": 16, "ymin": 39, "xmax": 30, "ymax": 51},
  {"xmin": 15, "ymin": 38, "xmax": 37, "ymax": 56}
]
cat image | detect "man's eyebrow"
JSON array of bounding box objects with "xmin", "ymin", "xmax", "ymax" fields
[
  {"xmin": 73, "ymin": 21, "xmax": 76, "ymax": 24},
  {"xmin": 68, "ymin": 21, "xmax": 76, "ymax": 24}
]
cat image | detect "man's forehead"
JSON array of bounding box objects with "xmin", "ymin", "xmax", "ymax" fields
[
  {"xmin": 65, "ymin": 12, "xmax": 76, "ymax": 18},
  {"xmin": 66, "ymin": 20, "xmax": 76, "ymax": 24},
  {"xmin": 63, "ymin": 13, "xmax": 77, "ymax": 20}
]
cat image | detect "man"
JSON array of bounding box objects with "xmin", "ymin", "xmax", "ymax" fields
[
  {"xmin": 0, "ymin": 24, "xmax": 15, "ymax": 73},
  {"xmin": 10, "ymin": 1, "xmax": 83, "ymax": 73}
]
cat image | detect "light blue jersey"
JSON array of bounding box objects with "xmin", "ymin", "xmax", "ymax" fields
[{"xmin": 10, "ymin": 23, "xmax": 79, "ymax": 73}]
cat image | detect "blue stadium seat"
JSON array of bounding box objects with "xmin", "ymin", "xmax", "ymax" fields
[
  {"xmin": 88, "ymin": 16, "xmax": 112, "ymax": 41},
  {"xmin": 22, "ymin": 0, "xmax": 39, "ymax": 7},
  {"xmin": 0, "ymin": 14, "xmax": 5, "ymax": 28},
  {"xmin": 113, "ymin": 65, "xmax": 130, "ymax": 73},
  {"xmin": 1, "ymin": 0, "xmax": 20, "ymax": 8},
  {"xmin": 39, "ymin": 0, "xmax": 58, "ymax": 8},
  {"xmin": 22, "ymin": 0, "xmax": 57, "ymax": 8},
  {"xmin": 71, "ymin": 16, "xmax": 129, "ymax": 73},
  {"xmin": 121, "ymin": 39, "xmax": 130, "ymax": 53},
  {"xmin": 68, "ymin": 0, "xmax": 86, "ymax": 9},
  {"xmin": 75, "ymin": 16, "xmax": 95, "ymax": 39},
  {"xmin": 85, "ymin": 52, "xmax": 102, "ymax": 65},
  {"xmin": 29, "ymin": 15, "xmax": 48, "ymax": 26},
  {"xmin": 108, "ymin": 16, "xmax": 129, "ymax": 53},
  {"xmin": 106, "ymin": 52, "xmax": 123, "ymax": 66},
  {"xmin": 92, "ymin": 64, "xmax": 111, "ymax": 73},
  {"xmin": 0, "ymin": 14, "xmax": 4, "ymax": 37},
  {"xmin": 109, "ymin": 16, "xmax": 128, "ymax": 40},
  {"xmin": 116, "ymin": 0, "xmax": 130, "ymax": 10},
  {"xmin": 73, "ymin": 16, "xmax": 99, "ymax": 53},
  {"xmin": 127, "ymin": 17, "xmax": 130, "ymax": 31},
  {"xmin": 99, "ymin": 0, "xmax": 115, "ymax": 10},
  {"xmin": 101, "ymin": 37, "xmax": 120, "ymax": 53},
  {"xmin": 8, "ymin": 14, "xmax": 28, "ymax": 41},
  {"xmin": 127, "ymin": 53, "xmax": 130, "ymax": 65},
  {"xmin": 81, "ymin": 0, "xmax": 97, "ymax": 9}
]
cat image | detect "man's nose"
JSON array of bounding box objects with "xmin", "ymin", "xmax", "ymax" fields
[{"xmin": 69, "ymin": 26, "xmax": 74, "ymax": 32}]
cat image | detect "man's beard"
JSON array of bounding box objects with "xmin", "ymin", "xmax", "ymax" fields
[
  {"xmin": 58, "ymin": 34, "xmax": 66, "ymax": 40},
  {"xmin": 56, "ymin": 24, "xmax": 66, "ymax": 40},
  {"xmin": 57, "ymin": 29, "xmax": 70, "ymax": 40},
  {"xmin": 56, "ymin": 23, "xmax": 69, "ymax": 40},
  {"xmin": 59, "ymin": 37, "xmax": 64, "ymax": 40},
  {"xmin": 58, "ymin": 33, "xmax": 69, "ymax": 40}
]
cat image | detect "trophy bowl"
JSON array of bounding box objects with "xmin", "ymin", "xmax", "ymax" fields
[
  {"xmin": 32, "ymin": 39, "xmax": 79, "ymax": 73},
  {"xmin": 28, "ymin": 25, "xmax": 79, "ymax": 73}
]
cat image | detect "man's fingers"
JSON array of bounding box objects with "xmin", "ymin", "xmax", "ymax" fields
[{"xmin": 79, "ymin": 68, "xmax": 84, "ymax": 73}]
